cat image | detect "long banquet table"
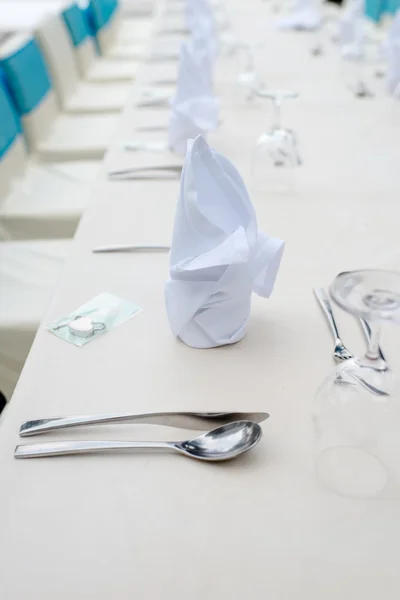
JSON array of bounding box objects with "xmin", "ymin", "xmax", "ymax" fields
[{"xmin": 1, "ymin": 1, "xmax": 400, "ymax": 598}]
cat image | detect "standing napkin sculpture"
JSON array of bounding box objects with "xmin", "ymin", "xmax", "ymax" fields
[
  {"xmin": 168, "ymin": 42, "xmax": 219, "ymax": 156},
  {"xmin": 338, "ymin": 0, "xmax": 364, "ymax": 52},
  {"xmin": 165, "ymin": 135, "xmax": 285, "ymax": 349},
  {"xmin": 186, "ymin": 0, "xmax": 214, "ymax": 34}
]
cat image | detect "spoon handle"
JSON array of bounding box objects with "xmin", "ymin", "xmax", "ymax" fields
[
  {"xmin": 15, "ymin": 440, "xmax": 174, "ymax": 459},
  {"xmin": 19, "ymin": 412, "xmax": 269, "ymax": 437}
]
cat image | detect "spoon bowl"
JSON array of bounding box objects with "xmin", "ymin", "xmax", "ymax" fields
[{"xmin": 179, "ymin": 420, "xmax": 262, "ymax": 461}]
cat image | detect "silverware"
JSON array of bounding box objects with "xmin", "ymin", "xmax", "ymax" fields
[
  {"xmin": 122, "ymin": 141, "xmax": 169, "ymax": 152},
  {"xmin": 310, "ymin": 44, "xmax": 323, "ymax": 56},
  {"xmin": 15, "ymin": 421, "xmax": 263, "ymax": 461},
  {"xmin": 147, "ymin": 52, "xmax": 180, "ymax": 62},
  {"xmin": 136, "ymin": 98, "xmax": 170, "ymax": 108},
  {"xmin": 157, "ymin": 27, "xmax": 189, "ymax": 35},
  {"xmin": 19, "ymin": 411, "xmax": 270, "ymax": 437},
  {"xmin": 353, "ymin": 80, "xmax": 374, "ymax": 98},
  {"xmin": 313, "ymin": 287, "xmax": 388, "ymax": 397},
  {"xmin": 108, "ymin": 165, "xmax": 181, "ymax": 181},
  {"xmin": 313, "ymin": 287, "xmax": 353, "ymax": 361},
  {"xmin": 147, "ymin": 78, "xmax": 177, "ymax": 86},
  {"xmin": 92, "ymin": 244, "xmax": 171, "ymax": 254},
  {"xmin": 135, "ymin": 125, "xmax": 168, "ymax": 132}
]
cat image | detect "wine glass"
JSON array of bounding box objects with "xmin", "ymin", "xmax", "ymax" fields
[
  {"xmin": 313, "ymin": 269, "xmax": 400, "ymax": 499},
  {"xmin": 235, "ymin": 43, "xmax": 260, "ymax": 101},
  {"xmin": 251, "ymin": 90, "xmax": 301, "ymax": 194}
]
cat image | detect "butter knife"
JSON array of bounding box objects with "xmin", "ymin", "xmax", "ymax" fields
[
  {"xmin": 108, "ymin": 165, "xmax": 181, "ymax": 180},
  {"xmin": 20, "ymin": 412, "xmax": 269, "ymax": 437},
  {"xmin": 92, "ymin": 244, "xmax": 170, "ymax": 253}
]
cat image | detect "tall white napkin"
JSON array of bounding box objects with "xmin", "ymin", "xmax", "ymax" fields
[
  {"xmin": 275, "ymin": 0, "xmax": 321, "ymax": 31},
  {"xmin": 338, "ymin": 0, "xmax": 364, "ymax": 52},
  {"xmin": 168, "ymin": 43, "xmax": 219, "ymax": 156},
  {"xmin": 191, "ymin": 14, "xmax": 219, "ymax": 63},
  {"xmin": 186, "ymin": 0, "xmax": 214, "ymax": 33},
  {"xmin": 165, "ymin": 135, "xmax": 285, "ymax": 349},
  {"xmin": 386, "ymin": 10, "xmax": 400, "ymax": 94}
]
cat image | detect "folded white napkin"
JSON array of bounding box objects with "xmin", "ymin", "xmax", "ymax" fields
[
  {"xmin": 165, "ymin": 135, "xmax": 285, "ymax": 348},
  {"xmin": 275, "ymin": 0, "xmax": 321, "ymax": 30},
  {"xmin": 386, "ymin": 10, "xmax": 400, "ymax": 94},
  {"xmin": 186, "ymin": 0, "xmax": 214, "ymax": 32},
  {"xmin": 338, "ymin": 0, "xmax": 364, "ymax": 51},
  {"xmin": 191, "ymin": 14, "xmax": 219, "ymax": 63},
  {"xmin": 168, "ymin": 43, "xmax": 219, "ymax": 155},
  {"xmin": 174, "ymin": 40, "xmax": 214, "ymax": 102}
]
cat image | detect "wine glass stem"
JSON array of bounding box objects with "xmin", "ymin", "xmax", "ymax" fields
[
  {"xmin": 361, "ymin": 321, "xmax": 386, "ymax": 371},
  {"xmin": 365, "ymin": 322, "xmax": 381, "ymax": 361},
  {"xmin": 272, "ymin": 99, "xmax": 281, "ymax": 130}
]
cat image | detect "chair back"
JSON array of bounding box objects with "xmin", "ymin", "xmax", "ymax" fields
[
  {"xmin": 0, "ymin": 35, "xmax": 59, "ymax": 151},
  {"xmin": 0, "ymin": 77, "xmax": 26, "ymax": 203},
  {"xmin": 35, "ymin": 12, "xmax": 81, "ymax": 107},
  {"xmin": 88, "ymin": 0, "xmax": 120, "ymax": 54},
  {"xmin": 62, "ymin": 3, "xmax": 98, "ymax": 77}
]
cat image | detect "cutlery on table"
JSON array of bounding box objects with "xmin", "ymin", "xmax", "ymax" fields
[
  {"xmin": 19, "ymin": 411, "xmax": 269, "ymax": 437},
  {"xmin": 148, "ymin": 78, "xmax": 177, "ymax": 86},
  {"xmin": 136, "ymin": 98, "xmax": 170, "ymax": 108},
  {"xmin": 313, "ymin": 287, "xmax": 388, "ymax": 396},
  {"xmin": 353, "ymin": 80, "xmax": 374, "ymax": 98},
  {"xmin": 108, "ymin": 165, "xmax": 182, "ymax": 181},
  {"xmin": 313, "ymin": 287, "xmax": 353, "ymax": 362},
  {"xmin": 92, "ymin": 244, "xmax": 171, "ymax": 254},
  {"xmin": 135, "ymin": 125, "xmax": 169, "ymax": 132},
  {"xmin": 15, "ymin": 421, "xmax": 263, "ymax": 461},
  {"xmin": 122, "ymin": 141, "xmax": 169, "ymax": 152},
  {"xmin": 147, "ymin": 53, "xmax": 180, "ymax": 62}
]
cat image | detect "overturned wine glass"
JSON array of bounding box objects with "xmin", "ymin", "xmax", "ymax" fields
[
  {"xmin": 251, "ymin": 90, "xmax": 301, "ymax": 194},
  {"xmin": 314, "ymin": 269, "xmax": 400, "ymax": 499},
  {"xmin": 235, "ymin": 42, "xmax": 266, "ymax": 101}
]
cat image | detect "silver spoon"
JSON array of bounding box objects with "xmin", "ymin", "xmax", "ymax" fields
[{"xmin": 14, "ymin": 421, "xmax": 263, "ymax": 461}]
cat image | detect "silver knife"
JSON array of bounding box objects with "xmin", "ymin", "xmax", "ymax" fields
[
  {"xmin": 19, "ymin": 412, "xmax": 269, "ymax": 437},
  {"xmin": 92, "ymin": 244, "xmax": 171, "ymax": 254},
  {"xmin": 135, "ymin": 125, "xmax": 169, "ymax": 132},
  {"xmin": 108, "ymin": 164, "xmax": 182, "ymax": 180}
]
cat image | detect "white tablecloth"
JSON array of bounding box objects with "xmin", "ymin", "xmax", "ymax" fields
[{"xmin": 1, "ymin": 1, "xmax": 400, "ymax": 598}]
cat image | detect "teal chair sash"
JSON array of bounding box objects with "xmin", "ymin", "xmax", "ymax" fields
[{"xmin": 0, "ymin": 39, "xmax": 52, "ymax": 115}]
